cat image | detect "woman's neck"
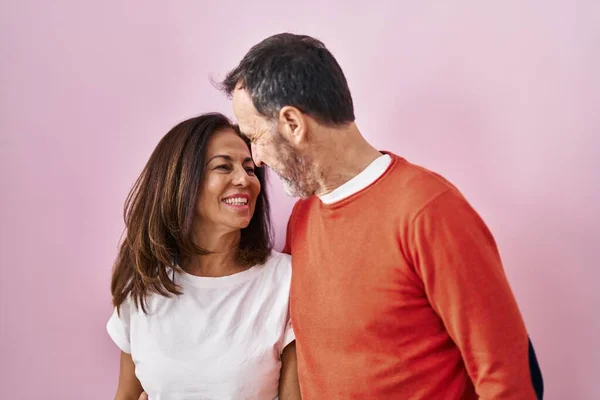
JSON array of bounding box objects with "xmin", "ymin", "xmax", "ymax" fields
[{"xmin": 183, "ymin": 227, "xmax": 242, "ymax": 277}]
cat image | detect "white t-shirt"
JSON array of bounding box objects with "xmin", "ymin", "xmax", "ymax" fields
[{"xmin": 107, "ymin": 251, "xmax": 295, "ymax": 400}]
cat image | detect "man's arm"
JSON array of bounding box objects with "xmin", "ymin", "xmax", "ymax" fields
[{"xmin": 409, "ymin": 190, "xmax": 543, "ymax": 399}]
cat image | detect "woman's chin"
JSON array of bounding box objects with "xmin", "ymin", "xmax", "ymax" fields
[
  {"xmin": 238, "ymin": 220, "xmax": 252, "ymax": 229},
  {"xmin": 228, "ymin": 217, "xmax": 252, "ymax": 230}
]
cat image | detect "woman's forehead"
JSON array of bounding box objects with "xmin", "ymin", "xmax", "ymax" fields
[{"xmin": 207, "ymin": 130, "xmax": 252, "ymax": 160}]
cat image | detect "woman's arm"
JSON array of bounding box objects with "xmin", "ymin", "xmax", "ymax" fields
[
  {"xmin": 114, "ymin": 351, "xmax": 144, "ymax": 400},
  {"xmin": 279, "ymin": 341, "xmax": 302, "ymax": 400}
]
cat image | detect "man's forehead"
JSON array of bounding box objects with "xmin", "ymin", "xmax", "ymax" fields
[
  {"xmin": 237, "ymin": 125, "xmax": 252, "ymax": 138},
  {"xmin": 233, "ymin": 87, "xmax": 267, "ymax": 120},
  {"xmin": 232, "ymin": 87, "xmax": 251, "ymax": 108}
]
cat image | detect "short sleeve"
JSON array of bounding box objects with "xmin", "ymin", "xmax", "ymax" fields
[
  {"xmin": 106, "ymin": 303, "xmax": 132, "ymax": 354},
  {"xmin": 277, "ymin": 253, "xmax": 295, "ymax": 353},
  {"xmin": 281, "ymin": 313, "xmax": 295, "ymax": 353}
]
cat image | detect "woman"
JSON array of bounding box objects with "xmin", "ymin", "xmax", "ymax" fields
[{"xmin": 107, "ymin": 113, "xmax": 300, "ymax": 400}]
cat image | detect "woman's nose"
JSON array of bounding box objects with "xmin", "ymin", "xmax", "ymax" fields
[{"xmin": 232, "ymin": 167, "xmax": 250, "ymax": 186}]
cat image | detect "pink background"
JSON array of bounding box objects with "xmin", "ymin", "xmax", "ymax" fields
[{"xmin": 1, "ymin": 1, "xmax": 598, "ymax": 399}]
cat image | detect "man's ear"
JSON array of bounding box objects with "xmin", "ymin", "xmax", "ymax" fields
[{"xmin": 278, "ymin": 106, "xmax": 306, "ymax": 146}]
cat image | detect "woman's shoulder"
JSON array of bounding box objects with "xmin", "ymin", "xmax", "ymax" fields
[
  {"xmin": 265, "ymin": 250, "xmax": 291, "ymax": 264},
  {"xmin": 263, "ymin": 250, "xmax": 291, "ymax": 268},
  {"xmin": 258, "ymin": 251, "xmax": 292, "ymax": 281}
]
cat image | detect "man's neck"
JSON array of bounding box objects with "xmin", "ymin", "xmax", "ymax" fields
[{"xmin": 310, "ymin": 123, "xmax": 382, "ymax": 197}]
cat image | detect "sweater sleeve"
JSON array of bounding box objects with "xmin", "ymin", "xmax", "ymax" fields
[{"xmin": 409, "ymin": 189, "xmax": 541, "ymax": 399}]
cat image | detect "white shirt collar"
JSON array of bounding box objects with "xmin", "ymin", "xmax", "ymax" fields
[{"xmin": 319, "ymin": 154, "xmax": 392, "ymax": 204}]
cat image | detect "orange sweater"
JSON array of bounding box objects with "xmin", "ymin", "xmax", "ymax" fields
[{"xmin": 284, "ymin": 154, "xmax": 542, "ymax": 399}]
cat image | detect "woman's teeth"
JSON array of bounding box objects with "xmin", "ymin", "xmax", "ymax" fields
[{"xmin": 224, "ymin": 197, "xmax": 248, "ymax": 205}]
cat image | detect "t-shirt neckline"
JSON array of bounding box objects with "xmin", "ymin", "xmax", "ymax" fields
[{"xmin": 175, "ymin": 263, "xmax": 265, "ymax": 288}]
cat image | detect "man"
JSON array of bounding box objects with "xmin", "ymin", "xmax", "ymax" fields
[{"xmin": 220, "ymin": 33, "xmax": 543, "ymax": 399}]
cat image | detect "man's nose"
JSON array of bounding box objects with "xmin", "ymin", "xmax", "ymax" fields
[{"xmin": 251, "ymin": 143, "xmax": 264, "ymax": 167}]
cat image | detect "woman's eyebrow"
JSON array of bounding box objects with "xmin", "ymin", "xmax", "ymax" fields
[
  {"xmin": 207, "ymin": 154, "xmax": 232, "ymax": 162},
  {"xmin": 207, "ymin": 155, "xmax": 254, "ymax": 164}
]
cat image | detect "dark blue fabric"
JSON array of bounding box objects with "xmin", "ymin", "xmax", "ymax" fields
[{"xmin": 528, "ymin": 337, "xmax": 544, "ymax": 399}]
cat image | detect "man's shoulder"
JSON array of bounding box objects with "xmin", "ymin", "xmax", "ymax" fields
[
  {"xmin": 387, "ymin": 153, "xmax": 456, "ymax": 188},
  {"xmin": 378, "ymin": 153, "xmax": 464, "ymax": 215},
  {"xmin": 288, "ymin": 196, "xmax": 319, "ymax": 220}
]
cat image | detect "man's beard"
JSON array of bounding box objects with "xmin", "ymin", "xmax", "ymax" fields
[
  {"xmin": 281, "ymin": 176, "xmax": 306, "ymax": 198},
  {"xmin": 272, "ymin": 138, "xmax": 315, "ymax": 199}
]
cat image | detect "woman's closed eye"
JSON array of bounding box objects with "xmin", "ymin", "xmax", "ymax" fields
[
  {"xmin": 214, "ymin": 164, "xmax": 232, "ymax": 172},
  {"xmin": 214, "ymin": 164, "xmax": 256, "ymax": 176}
]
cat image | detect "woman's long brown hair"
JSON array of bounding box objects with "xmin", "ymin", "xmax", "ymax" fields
[{"xmin": 111, "ymin": 113, "xmax": 272, "ymax": 314}]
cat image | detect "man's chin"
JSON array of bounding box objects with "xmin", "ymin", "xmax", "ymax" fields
[
  {"xmin": 282, "ymin": 179, "xmax": 311, "ymax": 199},
  {"xmin": 282, "ymin": 179, "xmax": 297, "ymax": 197}
]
